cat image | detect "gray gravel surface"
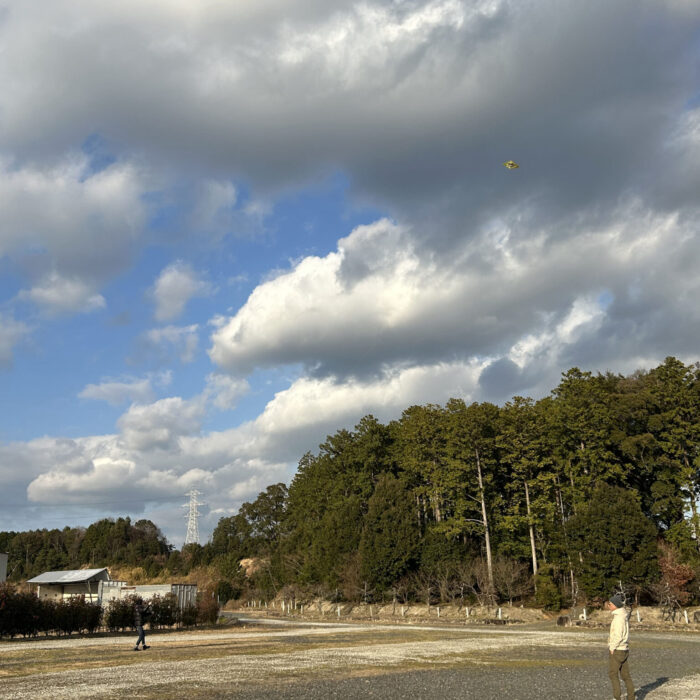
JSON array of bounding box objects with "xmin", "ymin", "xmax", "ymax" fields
[
  {"xmin": 3, "ymin": 618, "xmax": 699, "ymax": 699},
  {"xmin": 198, "ymin": 627, "xmax": 700, "ymax": 700},
  {"xmin": 218, "ymin": 648, "xmax": 699, "ymax": 700}
]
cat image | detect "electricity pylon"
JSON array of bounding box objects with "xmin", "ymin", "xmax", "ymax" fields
[{"xmin": 183, "ymin": 489, "xmax": 204, "ymax": 545}]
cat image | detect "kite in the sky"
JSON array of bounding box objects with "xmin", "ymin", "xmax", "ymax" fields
[{"xmin": 503, "ymin": 160, "xmax": 519, "ymax": 169}]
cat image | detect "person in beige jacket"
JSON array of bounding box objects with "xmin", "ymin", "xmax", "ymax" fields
[{"xmin": 607, "ymin": 593, "xmax": 635, "ymax": 700}]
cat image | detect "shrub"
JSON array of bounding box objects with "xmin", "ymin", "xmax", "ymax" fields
[
  {"xmin": 197, "ymin": 592, "xmax": 220, "ymax": 625},
  {"xmin": 150, "ymin": 593, "xmax": 178, "ymax": 628},
  {"xmin": 535, "ymin": 566, "xmax": 562, "ymax": 612},
  {"xmin": 0, "ymin": 587, "xmax": 102, "ymax": 638},
  {"xmin": 214, "ymin": 580, "xmax": 238, "ymax": 605},
  {"xmin": 106, "ymin": 596, "xmax": 136, "ymax": 632},
  {"xmin": 180, "ymin": 604, "xmax": 197, "ymax": 627}
]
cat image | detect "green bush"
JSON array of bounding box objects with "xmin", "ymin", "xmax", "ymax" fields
[
  {"xmin": 0, "ymin": 584, "xmax": 41, "ymax": 638},
  {"xmin": 105, "ymin": 596, "xmax": 136, "ymax": 632},
  {"xmin": 150, "ymin": 593, "xmax": 178, "ymax": 628},
  {"xmin": 214, "ymin": 580, "xmax": 239, "ymax": 604},
  {"xmin": 0, "ymin": 586, "xmax": 102, "ymax": 638}
]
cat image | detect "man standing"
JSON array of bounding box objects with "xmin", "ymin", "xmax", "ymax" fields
[
  {"xmin": 133, "ymin": 599, "xmax": 152, "ymax": 651},
  {"xmin": 607, "ymin": 593, "xmax": 635, "ymax": 700}
]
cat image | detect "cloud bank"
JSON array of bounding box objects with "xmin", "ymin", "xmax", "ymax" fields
[{"xmin": 0, "ymin": 0, "xmax": 698, "ymax": 543}]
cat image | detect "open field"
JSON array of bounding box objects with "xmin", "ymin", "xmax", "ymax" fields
[{"xmin": 2, "ymin": 617, "xmax": 700, "ymax": 699}]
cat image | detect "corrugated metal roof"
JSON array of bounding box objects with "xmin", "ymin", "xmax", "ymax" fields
[{"xmin": 27, "ymin": 568, "xmax": 109, "ymax": 584}]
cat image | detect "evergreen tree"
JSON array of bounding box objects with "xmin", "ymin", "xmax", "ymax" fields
[
  {"xmin": 359, "ymin": 474, "xmax": 419, "ymax": 590},
  {"xmin": 567, "ymin": 483, "xmax": 659, "ymax": 599}
]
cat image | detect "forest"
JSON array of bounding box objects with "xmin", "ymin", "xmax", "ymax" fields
[{"xmin": 3, "ymin": 357, "xmax": 699, "ymax": 611}]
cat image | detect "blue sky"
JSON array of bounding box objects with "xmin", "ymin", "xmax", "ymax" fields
[{"xmin": 1, "ymin": 0, "xmax": 699, "ymax": 545}]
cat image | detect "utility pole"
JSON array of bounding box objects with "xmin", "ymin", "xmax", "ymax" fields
[{"xmin": 183, "ymin": 489, "xmax": 204, "ymax": 545}]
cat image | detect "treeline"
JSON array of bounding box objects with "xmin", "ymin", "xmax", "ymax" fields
[
  {"xmin": 3, "ymin": 358, "xmax": 699, "ymax": 611},
  {"xmin": 0, "ymin": 517, "xmax": 172, "ymax": 582},
  {"xmin": 197, "ymin": 357, "xmax": 700, "ymax": 609}
]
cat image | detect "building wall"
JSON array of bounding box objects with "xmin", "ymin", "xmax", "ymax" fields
[
  {"xmin": 64, "ymin": 583, "xmax": 100, "ymax": 602},
  {"xmin": 36, "ymin": 582, "xmax": 100, "ymax": 602},
  {"xmin": 95, "ymin": 582, "xmax": 197, "ymax": 609},
  {"xmin": 97, "ymin": 580, "xmax": 126, "ymax": 605},
  {"xmin": 37, "ymin": 584, "xmax": 64, "ymax": 601}
]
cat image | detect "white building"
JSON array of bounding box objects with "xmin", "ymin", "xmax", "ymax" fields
[
  {"xmin": 27, "ymin": 568, "xmax": 197, "ymax": 609},
  {"xmin": 27, "ymin": 568, "xmax": 112, "ymax": 602},
  {"xmin": 101, "ymin": 582, "xmax": 197, "ymax": 609}
]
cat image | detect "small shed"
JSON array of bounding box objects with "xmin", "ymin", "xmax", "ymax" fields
[
  {"xmin": 27, "ymin": 568, "xmax": 111, "ymax": 602},
  {"xmin": 0, "ymin": 552, "xmax": 7, "ymax": 582}
]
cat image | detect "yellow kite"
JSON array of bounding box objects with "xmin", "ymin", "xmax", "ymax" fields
[{"xmin": 503, "ymin": 160, "xmax": 519, "ymax": 169}]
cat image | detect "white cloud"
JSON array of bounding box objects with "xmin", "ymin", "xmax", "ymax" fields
[
  {"xmin": 118, "ymin": 396, "xmax": 205, "ymax": 451},
  {"xmin": 80, "ymin": 378, "xmax": 153, "ymax": 406},
  {"xmin": 508, "ymin": 296, "xmax": 606, "ymax": 370},
  {"xmin": 28, "ymin": 457, "xmax": 137, "ymax": 501},
  {"xmin": 152, "ymin": 262, "xmax": 210, "ymax": 322},
  {"xmin": 251, "ymin": 360, "xmax": 487, "ymax": 441},
  {"xmin": 210, "ymin": 202, "xmax": 700, "ymax": 382},
  {"xmin": 0, "ymin": 155, "xmax": 148, "ymax": 284},
  {"xmin": 78, "ymin": 372, "xmax": 171, "ymax": 405},
  {"xmin": 18, "ymin": 272, "xmax": 106, "ymax": 315},
  {"xmin": 203, "ymin": 373, "xmax": 249, "ymax": 410}
]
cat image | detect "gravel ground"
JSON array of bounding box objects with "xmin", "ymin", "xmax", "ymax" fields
[
  {"xmin": 214, "ymin": 668, "xmax": 700, "ymax": 700},
  {"xmin": 2, "ymin": 618, "xmax": 699, "ymax": 699}
]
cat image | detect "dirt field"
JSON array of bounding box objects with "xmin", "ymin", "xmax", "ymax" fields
[{"xmin": 2, "ymin": 616, "xmax": 700, "ymax": 699}]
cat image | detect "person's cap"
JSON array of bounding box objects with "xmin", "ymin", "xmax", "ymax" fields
[{"xmin": 609, "ymin": 593, "xmax": 625, "ymax": 608}]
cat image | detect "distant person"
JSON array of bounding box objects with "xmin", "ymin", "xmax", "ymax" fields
[
  {"xmin": 133, "ymin": 600, "xmax": 153, "ymax": 651},
  {"xmin": 607, "ymin": 593, "xmax": 634, "ymax": 700}
]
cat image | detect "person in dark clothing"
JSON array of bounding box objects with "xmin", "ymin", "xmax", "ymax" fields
[{"xmin": 133, "ymin": 600, "xmax": 152, "ymax": 651}]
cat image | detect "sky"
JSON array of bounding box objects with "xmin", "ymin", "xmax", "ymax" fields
[{"xmin": 1, "ymin": 0, "xmax": 699, "ymax": 547}]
